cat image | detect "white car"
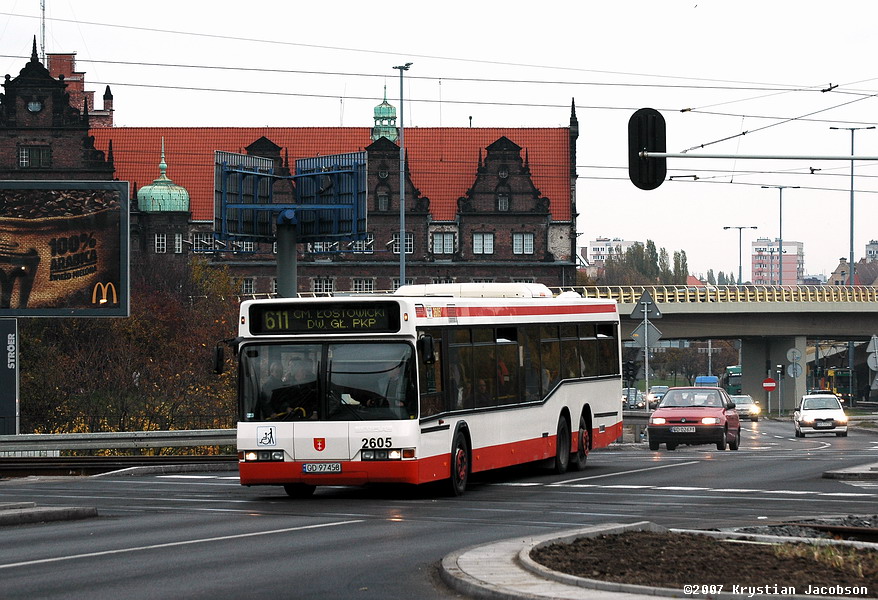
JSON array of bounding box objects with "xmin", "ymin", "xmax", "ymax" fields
[{"xmin": 793, "ymin": 394, "xmax": 848, "ymax": 437}]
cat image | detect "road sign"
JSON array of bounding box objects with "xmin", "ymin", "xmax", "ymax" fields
[
  {"xmin": 762, "ymin": 378, "xmax": 777, "ymax": 391},
  {"xmin": 631, "ymin": 321, "xmax": 662, "ymax": 348},
  {"xmin": 868, "ymin": 353, "xmax": 878, "ymax": 372},
  {"xmin": 867, "ymin": 335, "xmax": 878, "ymax": 353},
  {"xmin": 630, "ymin": 290, "xmax": 663, "ymax": 320},
  {"xmin": 787, "ymin": 363, "xmax": 803, "ymax": 378},
  {"xmin": 786, "ymin": 348, "xmax": 802, "ymax": 362}
]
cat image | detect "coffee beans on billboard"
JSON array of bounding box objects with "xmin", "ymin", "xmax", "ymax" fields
[{"xmin": 0, "ymin": 189, "xmax": 120, "ymax": 219}]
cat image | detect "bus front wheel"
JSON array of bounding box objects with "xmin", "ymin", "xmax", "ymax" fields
[{"xmin": 447, "ymin": 431, "xmax": 470, "ymax": 496}]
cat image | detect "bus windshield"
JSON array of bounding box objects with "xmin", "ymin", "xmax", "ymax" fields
[{"xmin": 240, "ymin": 342, "xmax": 417, "ymax": 422}]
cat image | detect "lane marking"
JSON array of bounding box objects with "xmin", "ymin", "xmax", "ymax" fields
[
  {"xmin": 552, "ymin": 461, "xmax": 700, "ymax": 484},
  {"xmin": 0, "ymin": 519, "xmax": 364, "ymax": 571}
]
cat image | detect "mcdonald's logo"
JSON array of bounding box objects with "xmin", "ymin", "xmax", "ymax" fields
[{"xmin": 92, "ymin": 282, "xmax": 117, "ymax": 305}]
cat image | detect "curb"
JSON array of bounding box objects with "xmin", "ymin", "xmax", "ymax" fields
[
  {"xmin": 441, "ymin": 521, "xmax": 878, "ymax": 600},
  {"xmin": 0, "ymin": 502, "xmax": 97, "ymax": 526},
  {"xmin": 823, "ymin": 461, "xmax": 878, "ymax": 480}
]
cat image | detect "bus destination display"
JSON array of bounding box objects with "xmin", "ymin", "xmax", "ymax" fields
[{"xmin": 250, "ymin": 301, "xmax": 399, "ymax": 334}]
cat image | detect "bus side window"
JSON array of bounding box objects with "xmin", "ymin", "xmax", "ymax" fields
[
  {"xmin": 521, "ymin": 326, "xmax": 542, "ymax": 401},
  {"xmin": 419, "ymin": 340, "xmax": 444, "ymax": 417},
  {"xmin": 448, "ymin": 345, "xmax": 473, "ymax": 410}
]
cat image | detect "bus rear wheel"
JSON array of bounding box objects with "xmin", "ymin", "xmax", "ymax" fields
[
  {"xmin": 569, "ymin": 415, "xmax": 589, "ymax": 471},
  {"xmin": 283, "ymin": 483, "xmax": 316, "ymax": 498},
  {"xmin": 447, "ymin": 431, "xmax": 470, "ymax": 496},
  {"xmin": 553, "ymin": 416, "xmax": 571, "ymax": 474}
]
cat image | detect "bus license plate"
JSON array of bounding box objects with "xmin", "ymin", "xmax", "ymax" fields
[
  {"xmin": 302, "ymin": 463, "xmax": 342, "ymax": 474},
  {"xmin": 670, "ymin": 426, "xmax": 696, "ymax": 433}
]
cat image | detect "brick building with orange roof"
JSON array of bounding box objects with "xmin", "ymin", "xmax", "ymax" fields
[{"xmin": 1, "ymin": 46, "xmax": 580, "ymax": 294}]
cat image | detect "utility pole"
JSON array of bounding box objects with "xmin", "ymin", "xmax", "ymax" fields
[{"xmin": 393, "ymin": 62, "xmax": 412, "ymax": 287}]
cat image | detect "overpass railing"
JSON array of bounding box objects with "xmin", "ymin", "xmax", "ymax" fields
[{"xmin": 551, "ymin": 285, "xmax": 878, "ymax": 304}]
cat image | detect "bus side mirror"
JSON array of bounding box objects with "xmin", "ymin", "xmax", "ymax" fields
[{"xmin": 418, "ymin": 335, "xmax": 436, "ymax": 365}]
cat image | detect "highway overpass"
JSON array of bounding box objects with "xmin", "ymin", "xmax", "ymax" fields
[{"xmin": 556, "ymin": 285, "xmax": 878, "ymax": 411}]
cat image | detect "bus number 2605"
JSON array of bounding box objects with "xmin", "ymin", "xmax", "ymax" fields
[{"xmin": 362, "ymin": 437, "xmax": 392, "ymax": 449}]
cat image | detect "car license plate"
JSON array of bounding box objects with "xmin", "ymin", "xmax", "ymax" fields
[
  {"xmin": 302, "ymin": 462, "xmax": 342, "ymax": 474},
  {"xmin": 670, "ymin": 426, "xmax": 696, "ymax": 433},
  {"xmin": 815, "ymin": 422, "xmax": 832, "ymax": 428}
]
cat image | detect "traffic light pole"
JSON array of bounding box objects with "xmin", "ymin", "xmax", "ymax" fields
[{"xmin": 643, "ymin": 301, "xmax": 650, "ymax": 403}]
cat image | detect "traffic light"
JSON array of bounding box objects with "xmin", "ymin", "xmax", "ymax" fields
[
  {"xmin": 623, "ymin": 360, "xmax": 637, "ymax": 383},
  {"xmin": 628, "ymin": 108, "xmax": 667, "ymax": 190}
]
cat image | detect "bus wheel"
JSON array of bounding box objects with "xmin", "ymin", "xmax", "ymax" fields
[
  {"xmin": 447, "ymin": 431, "xmax": 470, "ymax": 496},
  {"xmin": 569, "ymin": 415, "xmax": 589, "ymax": 471},
  {"xmin": 554, "ymin": 416, "xmax": 571, "ymax": 474},
  {"xmin": 283, "ymin": 483, "xmax": 316, "ymax": 498}
]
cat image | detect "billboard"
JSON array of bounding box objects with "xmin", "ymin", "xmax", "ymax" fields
[
  {"xmin": 0, "ymin": 319, "xmax": 17, "ymax": 435},
  {"xmin": 0, "ymin": 181, "xmax": 129, "ymax": 317},
  {"xmin": 214, "ymin": 150, "xmax": 367, "ymax": 244}
]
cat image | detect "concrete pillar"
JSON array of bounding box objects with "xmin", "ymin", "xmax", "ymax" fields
[{"xmin": 741, "ymin": 336, "xmax": 807, "ymax": 415}]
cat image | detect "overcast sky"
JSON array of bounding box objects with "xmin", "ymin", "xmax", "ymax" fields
[{"xmin": 3, "ymin": 1, "xmax": 878, "ymax": 281}]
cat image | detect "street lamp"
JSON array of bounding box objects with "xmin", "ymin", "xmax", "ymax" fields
[
  {"xmin": 830, "ymin": 125, "xmax": 874, "ymax": 402},
  {"xmin": 723, "ymin": 225, "xmax": 757, "ymax": 284},
  {"xmin": 761, "ymin": 185, "xmax": 798, "ymax": 286},
  {"xmin": 829, "ymin": 125, "xmax": 875, "ymax": 286},
  {"xmin": 393, "ymin": 62, "xmax": 412, "ymax": 287}
]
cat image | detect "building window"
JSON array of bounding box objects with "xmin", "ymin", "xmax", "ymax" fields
[
  {"xmin": 353, "ymin": 278, "xmax": 374, "ymax": 293},
  {"xmin": 174, "ymin": 233, "xmax": 183, "ymax": 253},
  {"xmin": 472, "ymin": 278, "xmax": 494, "ymax": 283},
  {"xmin": 392, "ymin": 232, "xmax": 413, "ymax": 255},
  {"xmin": 432, "ymin": 277, "xmax": 454, "ymax": 284},
  {"xmin": 313, "ymin": 278, "xmax": 334, "ymax": 294},
  {"xmin": 240, "ymin": 278, "xmax": 255, "ymax": 294},
  {"xmin": 273, "ymin": 242, "xmax": 278, "ymax": 254},
  {"xmin": 351, "ymin": 233, "xmax": 374, "ymax": 254},
  {"xmin": 271, "ymin": 278, "xmax": 278, "ymax": 294},
  {"xmin": 392, "ymin": 278, "xmax": 413, "ymax": 291},
  {"xmin": 512, "ymin": 277, "xmax": 535, "ymax": 283},
  {"xmin": 473, "ymin": 233, "xmax": 494, "ymax": 255},
  {"xmin": 432, "ymin": 232, "xmax": 455, "ymax": 255},
  {"xmin": 240, "ymin": 241, "xmax": 254, "ymax": 253},
  {"xmin": 497, "ymin": 194, "xmax": 509, "ymax": 212},
  {"xmin": 17, "ymin": 146, "xmax": 51, "ymax": 168},
  {"xmin": 193, "ymin": 232, "xmax": 214, "ymax": 252},
  {"xmin": 377, "ymin": 192, "xmax": 389, "ymax": 211},
  {"xmin": 154, "ymin": 233, "xmax": 167, "ymax": 254},
  {"xmin": 512, "ymin": 232, "xmax": 534, "ymax": 255}
]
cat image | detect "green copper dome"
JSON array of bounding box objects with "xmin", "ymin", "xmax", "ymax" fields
[
  {"xmin": 137, "ymin": 138, "xmax": 190, "ymax": 212},
  {"xmin": 371, "ymin": 86, "xmax": 398, "ymax": 142}
]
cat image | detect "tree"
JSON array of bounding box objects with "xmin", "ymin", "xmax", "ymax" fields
[
  {"xmin": 600, "ymin": 241, "xmax": 689, "ymax": 285},
  {"xmin": 20, "ymin": 255, "xmax": 239, "ymax": 437}
]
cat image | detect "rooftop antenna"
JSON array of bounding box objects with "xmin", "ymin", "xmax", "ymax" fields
[{"xmin": 40, "ymin": 0, "xmax": 46, "ymax": 65}]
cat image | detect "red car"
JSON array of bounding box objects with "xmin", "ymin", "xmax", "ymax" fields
[{"xmin": 647, "ymin": 387, "xmax": 741, "ymax": 451}]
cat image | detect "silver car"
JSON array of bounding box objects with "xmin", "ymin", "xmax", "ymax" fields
[{"xmin": 730, "ymin": 394, "xmax": 761, "ymax": 422}]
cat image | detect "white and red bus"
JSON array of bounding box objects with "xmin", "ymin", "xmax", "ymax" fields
[{"xmin": 234, "ymin": 283, "xmax": 622, "ymax": 496}]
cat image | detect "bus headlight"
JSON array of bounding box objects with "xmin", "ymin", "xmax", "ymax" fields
[{"xmin": 242, "ymin": 450, "xmax": 284, "ymax": 462}]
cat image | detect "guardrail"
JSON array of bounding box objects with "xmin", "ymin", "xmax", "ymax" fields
[
  {"xmin": 0, "ymin": 429, "xmax": 236, "ymax": 453},
  {"xmin": 551, "ymin": 285, "xmax": 878, "ymax": 304}
]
